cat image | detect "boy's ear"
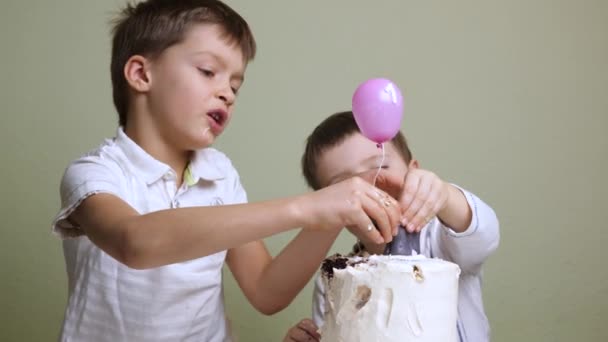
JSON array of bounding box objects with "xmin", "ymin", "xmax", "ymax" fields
[
  {"xmin": 409, "ymin": 159, "xmax": 419, "ymax": 169},
  {"xmin": 124, "ymin": 55, "xmax": 152, "ymax": 92}
]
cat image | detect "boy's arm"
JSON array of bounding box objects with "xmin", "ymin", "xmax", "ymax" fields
[
  {"xmin": 226, "ymin": 229, "xmax": 338, "ymax": 315},
  {"xmin": 434, "ymin": 184, "xmax": 473, "ymax": 233},
  {"xmin": 225, "ymin": 171, "xmax": 407, "ymax": 315},
  {"xmin": 434, "ymin": 187, "xmax": 500, "ymax": 274},
  {"xmin": 71, "ymin": 194, "xmax": 310, "ymax": 269},
  {"xmin": 70, "ymin": 176, "xmax": 401, "ymax": 270}
]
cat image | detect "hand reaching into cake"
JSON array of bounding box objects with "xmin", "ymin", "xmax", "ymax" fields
[
  {"xmin": 371, "ymin": 168, "xmax": 447, "ymax": 232},
  {"xmin": 283, "ymin": 319, "xmax": 320, "ymax": 342},
  {"xmin": 297, "ymin": 176, "xmax": 401, "ymax": 244},
  {"xmin": 368, "ymin": 168, "xmax": 472, "ymax": 234}
]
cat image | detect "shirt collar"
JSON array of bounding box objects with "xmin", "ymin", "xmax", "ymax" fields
[
  {"xmin": 187, "ymin": 148, "xmax": 227, "ymax": 184},
  {"xmin": 115, "ymin": 127, "xmax": 226, "ymax": 185},
  {"xmin": 115, "ymin": 127, "xmax": 171, "ymax": 185}
]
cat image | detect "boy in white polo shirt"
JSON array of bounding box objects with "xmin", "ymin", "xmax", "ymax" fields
[{"xmin": 52, "ymin": 1, "xmax": 403, "ymax": 341}]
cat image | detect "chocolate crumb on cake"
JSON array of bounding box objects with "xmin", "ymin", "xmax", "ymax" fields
[
  {"xmin": 321, "ymin": 254, "xmax": 349, "ymax": 279},
  {"xmin": 321, "ymin": 254, "xmax": 372, "ymax": 280}
]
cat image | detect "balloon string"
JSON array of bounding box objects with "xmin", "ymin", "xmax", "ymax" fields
[{"xmin": 372, "ymin": 143, "xmax": 386, "ymax": 187}]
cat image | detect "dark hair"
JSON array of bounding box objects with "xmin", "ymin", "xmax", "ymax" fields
[
  {"xmin": 110, "ymin": 0, "xmax": 256, "ymax": 126},
  {"xmin": 301, "ymin": 111, "xmax": 412, "ymax": 190}
]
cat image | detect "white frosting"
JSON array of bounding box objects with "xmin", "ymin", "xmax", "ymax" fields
[{"xmin": 320, "ymin": 255, "xmax": 461, "ymax": 342}]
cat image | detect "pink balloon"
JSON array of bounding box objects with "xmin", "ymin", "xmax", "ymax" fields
[{"xmin": 352, "ymin": 78, "xmax": 404, "ymax": 143}]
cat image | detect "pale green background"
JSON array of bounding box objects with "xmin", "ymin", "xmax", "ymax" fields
[{"xmin": 1, "ymin": 0, "xmax": 606, "ymax": 341}]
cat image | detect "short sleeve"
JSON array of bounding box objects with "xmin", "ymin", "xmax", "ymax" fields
[
  {"xmin": 230, "ymin": 170, "xmax": 248, "ymax": 205},
  {"xmin": 52, "ymin": 157, "xmax": 123, "ymax": 239}
]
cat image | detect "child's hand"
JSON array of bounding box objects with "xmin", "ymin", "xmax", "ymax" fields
[
  {"xmin": 399, "ymin": 168, "xmax": 449, "ymax": 232},
  {"xmin": 299, "ymin": 177, "xmax": 401, "ymax": 244},
  {"xmin": 373, "ymin": 168, "xmax": 449, "ymax": 233},
  {"xmin": 283, "ymin": 319, "xmax": 320, "ymax": 342}
]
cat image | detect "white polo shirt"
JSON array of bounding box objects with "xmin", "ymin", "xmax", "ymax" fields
[{"xmin": 52, "ymin": 128, "xmax": 246, "ymax": 342}]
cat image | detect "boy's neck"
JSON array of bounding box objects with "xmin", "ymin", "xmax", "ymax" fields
[{"xmin": 124, "ymin": 123, "xmax": 190, "ymax": 187}]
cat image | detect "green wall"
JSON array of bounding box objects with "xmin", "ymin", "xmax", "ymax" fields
[{"xmin": 1, "ymin": 0, "xmax": 606, "ymax": 341}]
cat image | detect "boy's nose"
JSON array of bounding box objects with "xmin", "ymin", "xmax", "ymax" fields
[{"xmin": 216, "ymin": 85, "xmax": 235, "ymax": 106}]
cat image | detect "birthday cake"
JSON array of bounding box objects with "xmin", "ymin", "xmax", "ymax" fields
[{"xmin": 319, "ymin": 254, "xmax": 461, "ymax": 342}]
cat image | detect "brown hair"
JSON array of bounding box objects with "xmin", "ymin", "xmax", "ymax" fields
[
  {"xmin": 301, "ymin": 111, "xmax": 412, "ymax": 190},
  {"xmin": 110, "ymin": 0, "xmax": 256, "ymax": 126}
]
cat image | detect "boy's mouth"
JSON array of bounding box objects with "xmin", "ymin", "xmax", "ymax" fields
[{"xmin": 207, "ymin": 109, "xmax": 227, "ymax": 127}]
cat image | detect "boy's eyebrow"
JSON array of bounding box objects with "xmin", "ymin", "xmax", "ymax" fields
[
  {"xmin": 327, "ymin": 171, "xmax": 350, "ymax": 186},
  {"xmin": 327, "ymin": 154, "xmax": 390, "ymax": 185},
  {"xmin": 193, "ymin": 51, "xmax": 245, "ymax": 82}
]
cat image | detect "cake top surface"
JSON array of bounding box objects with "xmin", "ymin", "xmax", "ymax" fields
[{"xmin": 321, "ymin": 254, "xmax": 459, "ymax": 280}]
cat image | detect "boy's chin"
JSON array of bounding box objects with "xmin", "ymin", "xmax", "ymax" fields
[
  {"xmin": 193, "ymin": 138, "xmax": 215, "ymax": 149},
  {"xmin": 191, "ymin": 130, "xmax": 217, "ymax": 148}
]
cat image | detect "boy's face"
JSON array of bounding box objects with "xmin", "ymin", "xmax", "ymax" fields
[
  {"xmin": 316, "ymin": 132, "xmax": 416, "ymax": 193},
  {"xmin": 143, "ymin": 23, "xmax": 246, "ymax": 149}
]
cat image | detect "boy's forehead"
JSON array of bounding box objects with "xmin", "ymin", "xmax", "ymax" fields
[
  {"xmin": 327, "ymin": 133, "xmax": 382, "ymax": 160},
  {"xmin": 179, "ymin": 24, "xmax": 246, "ymax": 68},
  {"xmin": 318, "ymin": 133, "xmax": 394, "ymax": 185}
]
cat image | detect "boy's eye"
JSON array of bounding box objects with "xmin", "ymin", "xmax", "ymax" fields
[
  {"xmin": 198, "ymin": 68, "xmax": 214, "ymax": 77},
  {"xmin": 380, "ymin": 165, "xmax": 389, "ymax": 169},
  {"xmin": 231, "ymin": 87, "xmax": 239, "ymax": 95}
]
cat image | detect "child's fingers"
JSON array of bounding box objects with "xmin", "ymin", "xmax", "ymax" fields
[
  {"xmin": 356, "ymin": 173, "xmax": 402, "ymax": 236},
  {"xmin": 366, "ymin": 185, "xmax": 402, "ymax": 241},
  {"xmin": 284, "ymin": 321, "xmax": 320, "ymax": 342},
  {"xmin": 341, "ymin": 177, "xmax": 400, "ymax": 243},
  {"xmin": 407, "ymin": 197, "xmax": 436, "ymax": 232},
  {"xmin": 400, "ymin": 171, "xmax": 421, "ymax": 214},
  {"xmin": 297, "ymin": 319, "xmax": 321, "ymax": 339},
  {"xmin": 365, "ymin": 169, "xmax": 404, "ymax": 200},
  {"xmin": 405, "ymin": 179, "xmax": 447, "ymax": 232},
  {"xmin": 285, "ymin": 326, "xmax": 317, "ymax": 342},
  {"xmin": 372, "ymin": 189, "xmax": 401, "ymax": 236},
  {"xmin": 401, "ymin": 181, "xmax": 429, "ymax": 230},
  {"xmin": 344, "ymin": 188, "xmax": 384, "ymax": 244},
  {"xmin": 406, "ymin": 180, "xmax": 437, "ymax": 231}
]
